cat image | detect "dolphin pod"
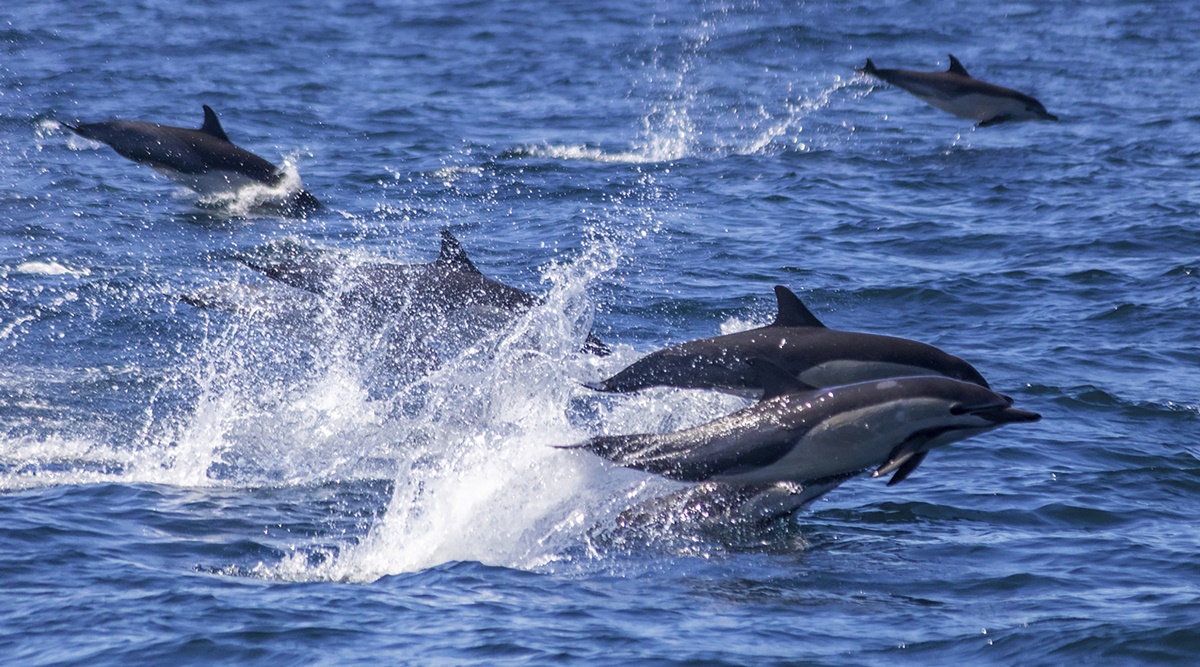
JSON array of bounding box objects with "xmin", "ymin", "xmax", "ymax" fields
[
  {"xmin": 859, "ymin": 54, "xmax": 1058, "ymax": 127},
  {"xmin": 62, "ymin": 105, "xmax": 321, "ymax": 214},
  {"xmin": 587, "ymin": 285, "xmax": 990, "ymax": 397},
  {"xmin": 62, "ymin": 53, "xmax": 1050, "ymax": 525},
  {"xmin": 571, "ymin": 285, "xmax": 1042, "ymax": 521}
]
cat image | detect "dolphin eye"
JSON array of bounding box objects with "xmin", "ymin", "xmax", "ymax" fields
[{"xmin": 949, "ymin": 404, "xmax": 968, "ymax": 416}]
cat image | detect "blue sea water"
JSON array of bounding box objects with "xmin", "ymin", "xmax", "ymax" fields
[{"xmin": 2, "ymin": 0, "xmax": 1199, "ymax": 664}]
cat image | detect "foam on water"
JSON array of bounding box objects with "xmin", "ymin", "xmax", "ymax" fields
[
  {"xmin": 12, "ymin": 260, "xmax": 90, "ymax": 278},
  {"xmin": 212, "ymin": 234, "xmax": 759, "ymax": 581}
]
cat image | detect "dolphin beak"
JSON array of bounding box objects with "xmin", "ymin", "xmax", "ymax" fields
[
  {"xmin": 954, "ymin": 402, "xmax": 1042, "ymax": 424},
  {"xmin": 1043, "ymin": 112, "xmax": 1060, "ymax": 122},
  {"xmin": 990, "ymin": 407, "xmax": 1042, "ymax": 424}
]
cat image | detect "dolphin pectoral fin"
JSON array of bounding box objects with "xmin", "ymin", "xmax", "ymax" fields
[
  {"xmin": 748, "ymin": 358, "xmax": 819, "ymax": 400},
  {"xmin": 436, "ymin": 230, "xmax": 482, "ymax": 273},
  {"xmin": 976, "ymin": 114, "xmax": 1013, "ymax": 128},
  {"xmin": 947, "ymin": 54, "xmax": 971, "ymax": 77},
  {"xmin": 873, "ymin": 431, "xmax": 938, "ymax": 485},
  {"xmin": 199, "ymin": 105, "xmax": 232, "ymax": 143},
  {"xmin": 771, "ymin": 285, "xmax": 826, "ymax": 328},
  {"xmin": 885, "ymin": 451, "xmax": 928, "ymax": 486},
  {"xmin": 872, "ymin": 449, "xmax": 914, "ymax": 479}
]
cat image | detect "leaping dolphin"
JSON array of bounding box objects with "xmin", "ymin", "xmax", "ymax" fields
[
  {"xmin": 586, "ymin": 285, "xmax": 988, "ymax": 397},
  {"xmin": 239, "ymin": 230, "xmax": 611, "ymax": 356},
  {"xmin": 859, "ymin": 55, "xmax": 1058, "ymax": 127},
  {"xmin": 62, "ymin": 105, "xmax": 321, "ymax": 213},
  {"xmin": 565, "ymin": 361, "xmax": 1040, "ymax": 501}
]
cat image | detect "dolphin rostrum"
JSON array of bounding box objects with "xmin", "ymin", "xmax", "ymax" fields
[
  {"xmin": 858, "ymin": 55, "xmax": 1058, "ymax": 127},
  {"xmin": 62, "ymin": 105, "xmax": 321, "ymax": 212},
  {"xmin": 565, "ymin": 361, "xmax": 1040, "ymax": 495},
  {"xmin": 239, "ymin": 230, "xmax": 610, "ymax": 356},
  {"xmin": 586, "ymin": 285, "xmax": 988, "ymax": 397}
]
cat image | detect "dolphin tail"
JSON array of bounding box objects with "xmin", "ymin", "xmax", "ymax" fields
[{"xmin": 857, "ymin": 59, "xmax": 878, "ymax": 76}]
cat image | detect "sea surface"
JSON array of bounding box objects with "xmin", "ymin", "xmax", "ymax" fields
[{"xmin": 3, "ymin": 0, "xmax": 1199, "ymax": 664}]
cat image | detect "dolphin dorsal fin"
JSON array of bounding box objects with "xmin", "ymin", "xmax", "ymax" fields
[
  {"xmin": 199, "ymin": 105, "xmax": 232, "ymax": 143},
  {"xmin": 437, "ymin": 230, "xmax": 481, "ymax": 273},
  {"xmin": 771, "ymin": 285, "xmax": 825, "ymax": 328},
  {"xmin": 749, "ymin": 358, "xmax": 819, "ymax": 401},
  {"xmin": 947, "ymin": 54, "xmax": 970, "ymax": 77}
]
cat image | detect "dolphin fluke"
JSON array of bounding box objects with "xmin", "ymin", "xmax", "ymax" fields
[{"xmin": 858, "ymin": 59, "xmax": 878, "ymax": 76}]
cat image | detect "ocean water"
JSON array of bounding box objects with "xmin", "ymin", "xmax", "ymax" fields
[{"xmin": 3, "ymin": 0, "xmax": 1199, "ymax": 664}]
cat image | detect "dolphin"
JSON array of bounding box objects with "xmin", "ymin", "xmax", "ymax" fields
[
  {"xmin": 240, "ymin": 230, "xmax": 611, "ymax": 356},
  {"xmin": 858, "ymin": 55, "xmax": 1058, "ymax": 127},
  {"xmin": 62, "ymin": 105, "xmax": 321, "ymax": 212},
  {"xmin": 565, "ymin": 361, "xmax": 1040, "ymax": 492},
  {"xmin": 586, "ymin": 285, "xmax": 988, "ymax": 397}
]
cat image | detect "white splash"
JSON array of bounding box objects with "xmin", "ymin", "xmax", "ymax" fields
[
  {"xmin": 518, "ymin": 75, "xmax": 866, "ymax": 164},
  {"xmin": 197, "ymin": 154, "xmax": 315, "ymax": 216},
  {"xmin": 14, "ymin": 260, "xmax": 90, "ymax": 278}
]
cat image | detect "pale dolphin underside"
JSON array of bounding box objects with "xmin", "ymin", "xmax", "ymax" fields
[
  {"xmin": 859, "ymin": 54, "xmax": 1058, "ymax": 127},
  {"xmin": 587, "ymin": 285, "xmax": 990, "ymax": 397},
  {"xmin": 62, "ymin": 105, "xmax": 321, "ymax": 214},
  {"xmin": 238, "ymin": 230, "xmax": 611, "ymax": 356},
  {"xmin": 565, "ymin": 365, "xmax": 1040, "ymax": 519}
]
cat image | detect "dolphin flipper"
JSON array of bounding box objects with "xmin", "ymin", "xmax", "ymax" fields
[{"xmin": 977, "ymin": 115, "xmax": 1014, "ymax": 128}]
